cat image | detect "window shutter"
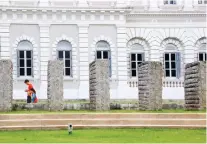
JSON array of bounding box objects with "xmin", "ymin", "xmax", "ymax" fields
[
  {"xmin": 31, "ymin": 50, "xmax": 33, "ymax": 77},
  {"xmin": 70, "ymin": 50, "xmax": 72, "ymax": 77},
  {"xmin": 108, "ymin": 51, "xmax": 112, "ymax": 77},
  {"xmin": 142, "ymin": 53, "xmax": 145, "ymax": 62},
  {"xmin": 17, "ymin": 50, "xmax": 20, "ymax": 77},
  {"xmin": 176, "ymin": 52, "xmax": 181, "ymax": 78}
]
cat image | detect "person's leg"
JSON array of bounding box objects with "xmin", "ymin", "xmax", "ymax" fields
[{"xmin": 27, "ymin": 96, "xmax": 31, "ymax": 103}]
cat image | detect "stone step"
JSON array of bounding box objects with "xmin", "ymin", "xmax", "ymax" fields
[
  {"xmin": 0, "ymin": 113, "xmax": 205, "ymax": 120},
  {"xmin": 0, "ymin": 119, "xmax": 206, "ymax": 127}
]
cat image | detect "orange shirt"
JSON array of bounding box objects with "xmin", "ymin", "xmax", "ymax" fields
[{"xmin": 28, "ymin": 83, "xmax": 33, "ymax": 91}]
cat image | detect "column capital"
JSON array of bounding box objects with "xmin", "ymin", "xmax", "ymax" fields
[
  {"xmin": 38, "ymin": 23, "xmax": 51, "ymax": 27},
  {"xmin": 78, "ymin": 24, "xmax": 89, "ymax": 27}
]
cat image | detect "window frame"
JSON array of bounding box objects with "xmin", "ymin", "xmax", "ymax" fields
[
  {"xmin": 17, "ymin": 40, "xmax": 33, "ymax": 78},
  {"xmin": 198, "ymin": 52, "xmax": 207, "ymax": 61},
  {"xmin": 96, "ymin": 40, "xmax": 111, "ymax": 77},
  {"xmin": 130, "ymin": 53, "xmax": 145, "ymax": 78},
  {"xmin": 56, "ymin": 40, "xmax": 73, "ymax": 77},
  {"xmin": 164, "ymin": 52, "xmax": 177, "ymax": 78}
]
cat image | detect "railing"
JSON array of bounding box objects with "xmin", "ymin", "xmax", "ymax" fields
[{"xmin": 127, "ymin": 78, "xmax": 184, "ymax": 88}]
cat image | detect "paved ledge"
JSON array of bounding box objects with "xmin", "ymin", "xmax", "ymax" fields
[{"xmin": 0, "ymin": 113, "xmax": 206, "ymax": 130}]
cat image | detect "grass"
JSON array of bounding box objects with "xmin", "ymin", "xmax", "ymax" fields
[
  {"xmin": 0, "ymin": 109, "xmax": 206, "ymax": 114},
  {"xmin": 0, "ymin": 128, "xmax": 205, "ymax": 143}
]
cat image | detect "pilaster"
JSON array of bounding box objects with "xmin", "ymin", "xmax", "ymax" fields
[
  {"xmin": 78, "ymin": 24, "xmax": 89, "ymax": 81},
  {"xmin": 39, "ymin": 24, "xmax": 50, "ymax": 81},
  {"xmin": 116, "ymin": 24, "xmax": 127, "ymax": 81},
  {"xmin": 0, "ymin": 24, "xmax": 10, "ymax": 59}
]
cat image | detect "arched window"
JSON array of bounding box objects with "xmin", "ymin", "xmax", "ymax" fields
[
  {"xmin": 96, "ymin": 40, "xmax": 111, "ymax": 77},
  {"xmin": 17, "ymin": 40, "xmax": 33, "ymax": 77},
  {"xmin": 57, "ymin": 40, "xmax": 72, "ymax": 77},
  {"xmin": 164, "ymin": 0, "xmax": 176, "ymax": 5},
  {"xmin": 130, "ymin": 44, "xmax": 145, "ymax": 77},
  {"xmin": 198, "ymin": 0, "xmax": 207, "ymax": 4},
  {"xmin": 164, "ymin": 44, "xmax": 181, "ymax": 78},
  {"xmin": 198, "ymin": 43, "xmax": 206, "ymax": 61}
]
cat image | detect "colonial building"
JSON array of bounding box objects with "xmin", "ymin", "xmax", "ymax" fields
[{"xmin": 0, "ymin": 0, "xmax": 206, "ymax": 100}]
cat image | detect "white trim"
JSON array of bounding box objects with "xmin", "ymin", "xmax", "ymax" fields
[{"xmin": 12, "ymin": 34, "xmax": 39, "ymax": 80}]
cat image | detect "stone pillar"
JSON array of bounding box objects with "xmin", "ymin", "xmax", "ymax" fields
[
  {"xmin": 89, "ymin": 60, "xmax": 110, "ymax": 111},
  {"xmin": 138, "ymin": 62, "xmax": 163, "ymax": 110},
  {"xmin": 184, "ymin": 61, "xmax": 206, "ymax": 110},
  {"xmin": 0, "ymin": 60, "xmax": 13, "ymax": 111},
  {"xmin": 47, "ymin": 60, "xmax": 64, "ymax": 111}
]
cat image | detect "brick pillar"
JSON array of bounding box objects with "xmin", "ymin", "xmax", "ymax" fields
[
  {"xmin": 0, "ymin": 60, "xmax": 13, "ymax": 111},
  {"xmin": 138, "ymin": 62, "xmax": 163, "ymax": 110},
  {"xmin": 47, "ymin": 60, "xmax": 64, "ymax": 111},
  {"xmin": 89, "ymin": 60, "xmax": 110, "ymax": 111},
  {"xmin": 184, "ymin": 61, "xmax": 206, "ymax": 110}
]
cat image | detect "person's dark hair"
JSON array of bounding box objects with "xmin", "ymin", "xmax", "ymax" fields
[{"xmin": 24, "ymin": 79, "xmax": 29, "ymax": 83}]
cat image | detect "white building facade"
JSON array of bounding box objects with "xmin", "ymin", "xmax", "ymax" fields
[{"xmin": 0, "ymin": 0, "xmax": 206, "ymax": 100}]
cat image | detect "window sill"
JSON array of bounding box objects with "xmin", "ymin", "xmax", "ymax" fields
[
  {"xmin": 64, "ymin": 77, "xmax": 77, "ymax": 82},
  {"xmin": 16, "ymin": 76, "xmax": 35, "ymax": 81}
]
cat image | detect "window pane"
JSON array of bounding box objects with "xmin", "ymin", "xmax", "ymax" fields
[
  {"xmin": 165, "ymin": 53, "xmax": 169, "ymax": 60},
  {"xmin": 103, "ymin": 51, "xmax": 108, "ymax": 59},
  {"xmin": 26, "ymin": 51, "xmax": 31, "ymax": 58},
  {"xmin": 27, "ymin": 68, "xmax": 32, "ymax": 76},
  {"xmin": 96, "ymin": 51, "xmax": 102, "ymax": 59},
  {"xmin": 20, "ymin": 59, "xmax": 25, "ymax": 67},
  {"xmin": 131, "ymin": 54, "xmax": 136, "ymax": 61},
  {"xmin": 132, "ymin": 70, "xmax": 136, "ymax": 77},
  {"xmin": 171, "ymin": 62, "xmax": 176, "ymax": 69},
  {"xmin": 165, "ymin": 70, "xmax": 170, "ymax": 77},
  {"xmin": 205, "ymin": 54, "xmax": 207, "ymax": 61},
  {"xmin": 137, "ymin": 54, "xmax": 143, "ymax": 61},
  {"xmin": 199, "ymin": 53, "xmax": 203, "ymax": 61},
  {"xmin": 165, "ymin": 62, "xmax": 169, "ymax": 68},
  {"xmin": 65, "ymin": 60, "xmax": 70, "ymax": 67},
  {"xmin": 19, "ymin": 51, "xmax": 24, "ymax": 58},
  {"xmin": 20, "ymin": 68, "xmax": 25, "ymax": 76},
  {"xmin": 65, "ymin": 68, "xmax": 70, "ymax": 76},
  {"xmin": 172, "ymin": 70, "xmax": 176, "ymax": 77},
  {"xmin": 65, "ymin": 51, "xmax": 70, "ymax": 58},
  {"xmin": 27, "ymin": 60, "xmax": 32, "ymax": 67},
  {"xmin": 58, "ymin": 51, "xmax": 63, "ymax": 59},
  {"xmin": 171, "ymin": 53, "xmax": 175, "ymax": 61},
  {"xmin": 131, "ymin": 62, "xmax": 136, "ymax": 69}
]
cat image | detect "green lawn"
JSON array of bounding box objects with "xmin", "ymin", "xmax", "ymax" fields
[
  {"xmin": 0, "ymin": 109, "xmax": 206, "ymax": 114},
  {"xmin": 0, "ymin": 128, "xmax": 205, "ymax": 143}
]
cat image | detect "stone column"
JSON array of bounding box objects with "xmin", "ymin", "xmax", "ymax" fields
[
  {"xmin": 138, "ymin": 61, "xmax": 163, "ymax": 110},
  {"xmin": 184, "ymin": 61, "xmax": 206, "ymax": 110},
  {"xmin": 89, "ymin": 60, "xmax": 110, "ymax": 111},
  {"xmin": 0, "ymin": 60, "xmax": 13, "ymax": 111},
  {"xmin": 47, "ymin": 60, "xmax": 64, "ymax": 111}
]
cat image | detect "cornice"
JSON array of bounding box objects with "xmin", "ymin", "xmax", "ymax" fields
[
  {"xmin": 127, "ymin": 13, "xmax": 206, "ymax": 17},
  {"xmin": 0, "ymin": 6, "xmax": 131, "ymax": 13}
]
